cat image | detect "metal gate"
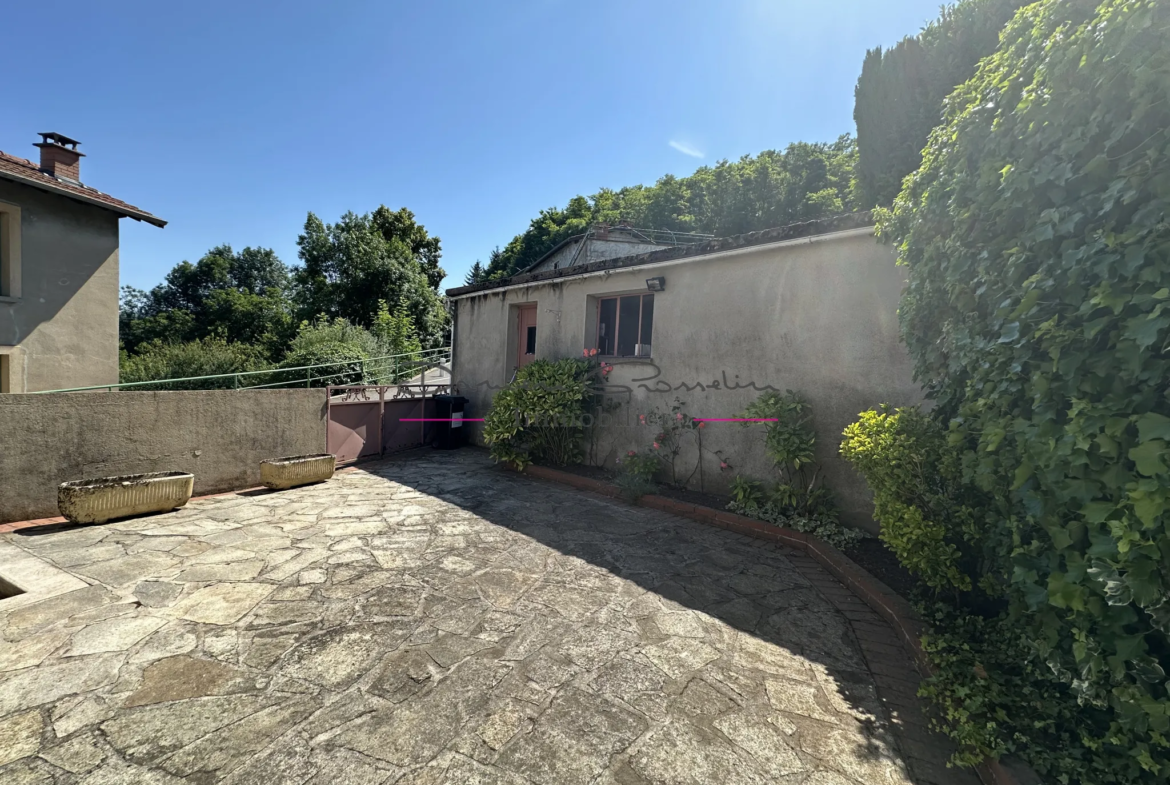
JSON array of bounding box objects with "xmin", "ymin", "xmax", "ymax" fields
[{"xmin": 326, "ymin": 382, "xmax": 451, "ymax": 464}]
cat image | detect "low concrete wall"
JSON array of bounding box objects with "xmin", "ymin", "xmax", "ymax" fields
[{"xmin": 0, "ymin": 389, "xmax": 327, "ymax": 523}]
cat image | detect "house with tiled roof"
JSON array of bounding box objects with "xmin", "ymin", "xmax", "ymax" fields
[{"xmin": 0, "ymin": 133, "xmax": 165, "ymax": 392}]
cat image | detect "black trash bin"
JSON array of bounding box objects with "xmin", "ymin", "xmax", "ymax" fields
[{"xmin": 433, "ymin": 394, "xmax": 469, "ymax": 449}]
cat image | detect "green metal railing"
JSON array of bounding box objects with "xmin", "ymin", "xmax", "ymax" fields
[{"xmin": 30, "ymin": 347, "xmax": 451, "ymax": 394}]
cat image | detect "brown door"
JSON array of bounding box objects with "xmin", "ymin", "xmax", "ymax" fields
[{"xmin": 517, "ymin": 305, "xmax": 537, "ymax": 370}]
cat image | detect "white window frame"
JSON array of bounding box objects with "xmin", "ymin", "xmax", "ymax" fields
[{"xmin": 0, "ymin": 201, "xmax": 21, "ymax": 301}]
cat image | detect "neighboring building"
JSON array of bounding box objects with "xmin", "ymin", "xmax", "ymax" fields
[
  {"xmin": 0, "ymin": 132, "xmax": 165, "ymax": 393},
  {"xmin": 523, "ymin": 224, "xmax": 712, "ymax": 275},
  {"xmin": 446, "ymin": 213, "xmax": 923, "ymax": 532}
]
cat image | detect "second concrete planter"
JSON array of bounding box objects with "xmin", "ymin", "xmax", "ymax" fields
[
  {"xmin": 58, "ymin": 472, "xmax": 195, "ymax": 524},
  {"xmin": 260, "ymin": 454, "xmax": 336, "ymax": 490}
]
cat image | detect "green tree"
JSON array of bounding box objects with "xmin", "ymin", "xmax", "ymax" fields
[
  {"xmin": 483, "ymin": 137, "xmax": 859, "ymax": 279},
  {"xmin": 853, "ymin": 0, "xmax": 1029, "ymax": 208},
  {"xmin": 119, "ymin": 245, "xmax": 294, "ymax": 356},
  {"xmin": 464, "ymin": 260, "xmax": 486, "ymax": 286},
  {"xmin": 292, "ymin": 207, "xmax": 449, "ymax": 347},
  {"xmin": 877, "ymin": 0, "xmax": 1170, "ymax": 779},
  {"xmin": 119, "ymin": 337, "xmax": 268, "ymax": 389}
]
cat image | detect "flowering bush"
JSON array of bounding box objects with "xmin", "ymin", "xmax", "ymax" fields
[
  {"xmin": 639, "ymin": 399, "xmax": 702, "ymax": 487},
  {"xmin": 482, "ymin": 356, "xmax": 607, "ymax": 469},
  {"xmin": 614, "ymin": 450, "xmax": 659, "ymax": 500}
]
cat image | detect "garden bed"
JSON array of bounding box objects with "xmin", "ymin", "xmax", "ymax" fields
[{"xmin": 547, "ymin": 460, "xmax": 923, "ymax": 603}]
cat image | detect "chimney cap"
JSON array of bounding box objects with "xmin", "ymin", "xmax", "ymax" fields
[{"xmin": 35, "ymin": 132, "xmax": 84, "ymax": 153}]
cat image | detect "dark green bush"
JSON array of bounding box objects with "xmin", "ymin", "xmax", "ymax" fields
[
  {"xmin": 482, "ymin": 358, "xmax": 605, "ymax": 469},
  {"xmin": 866, "ymin": 0, "xmax": 1170, "ymax": 779},
  {"xmin": 119, "ymin": 337, "xmax": 267, "ymax": 389}
]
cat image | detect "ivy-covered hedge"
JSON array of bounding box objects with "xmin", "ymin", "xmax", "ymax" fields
[{"xmin": 852, "ymin": 0, "xmax": 1170, "ymax": 781}]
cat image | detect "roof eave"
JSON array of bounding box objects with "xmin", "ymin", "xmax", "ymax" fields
[
  {"xmin": 0, "ymin": 169, "xmax": 167, "ymax": 228},
  {"xmin": 446, "ymin": 212, "xmax": 876, "ymax": 298}
]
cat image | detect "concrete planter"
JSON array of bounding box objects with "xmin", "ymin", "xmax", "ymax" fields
[
  {"xmin": 260, "ymin": 454, "xmax": 336, "ymax": 490},
  {"xmin": 58, "ymin": 472, "xmax": 194, "ymax": 524}
]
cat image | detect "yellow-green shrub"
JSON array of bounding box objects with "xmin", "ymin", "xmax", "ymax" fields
[{"xmin": 841, "ymin": 406, "xmax": 985, "ymax": 593}]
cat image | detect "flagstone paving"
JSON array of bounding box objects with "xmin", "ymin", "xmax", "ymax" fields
[{"xmin": 0, "ymin": 449, "xmax": 950, "ymax": 784}]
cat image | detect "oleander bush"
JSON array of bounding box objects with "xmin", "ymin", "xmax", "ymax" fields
[{"xmin": 482, "ymin": 357, "xmax": 607, "ymax": 469}]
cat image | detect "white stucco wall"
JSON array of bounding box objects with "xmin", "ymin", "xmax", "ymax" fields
[{"xmin": 451, "ymin": 228, "xmax": 922, "ymax": 533}]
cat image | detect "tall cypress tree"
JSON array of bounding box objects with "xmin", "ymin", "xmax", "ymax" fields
[{"xmin": 854, "ymin": 0, "xmax": 1029, "ymax": 208}]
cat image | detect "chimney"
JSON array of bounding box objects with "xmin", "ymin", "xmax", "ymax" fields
[{"xmin": 34, "ymin": 132, "xmax": 85, "ymax": 183}]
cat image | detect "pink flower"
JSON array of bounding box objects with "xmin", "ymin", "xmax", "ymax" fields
[
  {"xmin": 627, "ymin": 450, "xmax": 636, "ymax": 456},
  {"xmin": 720, "ymin": 461, "xmax": 728, "ymax": 469},
  {"xmin": 676, "ymin": 413, "xmax": 683, "ymax": 421},
  {"xmin": 698, "ymin": 422, "xmax": 706, "ymax": 429},
  {"xmin": 582, "ymin": 349, "xmax": 589, "ymax": 357},
  {"xmin": 653, "ymin": 442, "xmax": 660, "ymax": 450},
  {"xmin": 589, "ymin": 348, "xmax": 599, "ymax": 357}
]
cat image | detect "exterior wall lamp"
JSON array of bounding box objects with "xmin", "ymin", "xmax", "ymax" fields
[{"xmin": 646, "ymin": 276, "xmax": 665, "ymax": 292}]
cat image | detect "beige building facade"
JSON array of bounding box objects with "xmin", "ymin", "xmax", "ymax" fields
[
  {"xmin": 0, "ymin": 133, "xmax": 164, "ymax": 393},
  {"xmin": 447, "ymin": 216, "xmax": 923, "ymax": 532}
]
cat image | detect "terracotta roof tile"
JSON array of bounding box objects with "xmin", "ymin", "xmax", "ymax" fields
[{"xmin": 0, "ymin": 149, "xmax": 165, "ymax": 227}]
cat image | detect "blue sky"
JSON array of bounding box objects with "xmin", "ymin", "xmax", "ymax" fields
[{"xmin": 3, "ymin": 0, "xmax": 943, "ymax": 292}]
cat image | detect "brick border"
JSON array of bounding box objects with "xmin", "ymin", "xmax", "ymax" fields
[{"xmin": 520, "ymin": 464, "xmax": 1019, "ymax": 785}]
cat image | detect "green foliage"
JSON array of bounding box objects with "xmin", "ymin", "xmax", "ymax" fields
[
  {"xmin": 615, "ymin": 450, "xmax": 660, "ymax": 500},
  {"xmin": 841, "ymin": 406, "xmax": 989, "ymax": 593},
  {"xmin": 916, "ymin": 601, "xmax": 1126, "ymax": 784},
  {"xmin": 853, "ymin": 0, "xmax": 1028, "ymax": 207},
  {"xmin": 464, "ymin": 260, "xmax": 486, "ymax": 286},
  {"xmin": 278, "ymin": 316, "xmax": 380, "ymax": 386},
  {"xmin": 729, "ymin": 391, "xmax": 863, "ymax": 550},
  {"xmin": 371, "ymin": 299, "xmax": 423, "ymax": 359},
  {"xmin": 119, "ymin": 206, "xmax": 444, "ymax": 388},
  {"xmin": 118, "ymin": 337, "xmax": 267, "ymax": 389},
  {"xmin": 482, "ymin": 358, "xmax": 605, "ymax": 469},
  {"xmin": 119, "ymin": 244, "xmax": 294, "ymax": 357},
  {"xmin": 729, "ymin": 475, "xmax": 765, "ymax": 509},
  {"xmin": 484, "ymin": 138, "xmax": 859, "ymax": 278},
  {"xmin": 872, "ymin": 0, "xmax": 1170, "ymax": 778},
  {"xmin": 639, "ymin": 399, "xmax": 703, "ymax": 487},
  {"xmin": 293, "ymin": 206, "xmax": 448, "ymax": 347}
]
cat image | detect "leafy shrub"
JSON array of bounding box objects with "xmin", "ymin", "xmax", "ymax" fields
[
  {"xmin": 638, "ymin": 399, "xmax": 703, "ymax": 487},
  {"xmin": 119, "ymin": 337, "xmax": 267, "ymax": 389},
  {"xmin": 870, "ymin": 0, "xmax": 1170, "ymax": 779},
  {"xmin": 615, "ymin": 450, "xmax": 659, "ymax": 500},
  {"xmin": 729, "ymin": 391, "xmax": 864, "ymax": 550},
  {"xmin": 916, "ymin": 602, "xmax": 1116, "ymax": 783},
  {"xmin": 841, "ymin": 405, "xmax": 990, "ymax": 593},
  {"xmin": 482, "ymin": 357, "xmax": 605, "ymax": 469},
  {"xmin": 279, "ymin": 317, "xmax": 376, "ymax": 386}
]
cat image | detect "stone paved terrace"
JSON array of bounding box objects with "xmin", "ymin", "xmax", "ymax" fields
[{"xmin": 0, "ymin": 449, "xmax": 974, "ymax": 785}]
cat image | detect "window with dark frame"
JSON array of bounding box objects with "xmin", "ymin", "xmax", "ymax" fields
[{"xmin": 596, "ymin": 294, "xmax": 654, "ymax": 357}]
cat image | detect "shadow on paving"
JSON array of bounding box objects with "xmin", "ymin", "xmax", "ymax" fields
[{"xmin": 356, "ymin": 447, "xmax": 912, "ymax": 784}]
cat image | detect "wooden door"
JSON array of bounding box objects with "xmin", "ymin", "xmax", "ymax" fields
[{"xmin": 517, "ymin": 305, "xmax": 537, "ymax": 370}]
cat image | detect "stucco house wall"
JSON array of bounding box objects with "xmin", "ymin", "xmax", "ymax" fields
[
  {"xmin": 450, "ymin": 227, "xmax": 922, "ymax": 533},
  {"xmin": 0, "ymin": 179, "xmax": 120, "ymax": 392}
]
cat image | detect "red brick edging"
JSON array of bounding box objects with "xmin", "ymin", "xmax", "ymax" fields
[{"xmin": 519, "ymin": 464, "xmax": 1018, "ymax": 785}]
